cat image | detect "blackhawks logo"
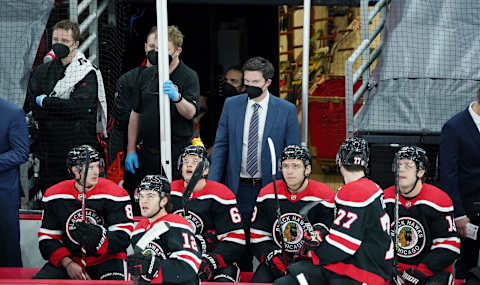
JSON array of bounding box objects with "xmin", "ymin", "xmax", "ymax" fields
[
  {"xmin": 142, "ymin": 241, "xmax": 167, "ymax": 259},
  {"xmin": 272, "ymin": 213, "xmax": 308, "ymax": 253},
  {"xmin": 173, "ymin": 209, "xmax": 203, "ymax": 234},
  {"xmin": 395, "ymin": 217, "xmax": 425, "ymax": 258},
  {"xmin": 66, "ymin": 208, "xmax": 104, "ymax": 245}
]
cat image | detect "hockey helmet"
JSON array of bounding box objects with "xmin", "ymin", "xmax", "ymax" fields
[
  {"xmin": 280, "ymin": 145, "xmax": 312, "ymax": 167},
  {"xmin": 135, "ymin": 175, "xmax": 170, "ymax": 202},
  {"xmin": 336, "ymin": 137, "xmax": 369, "ymax": 168},
  {"xmin": 177, "ymin": 144, "xmax": 209, "ymax": 171},
  {"xmin": 66, "ymin": 145, "xmax": 101, "ymax": 174},
  {"xmin": 394, "ymin": 146, "xmax": 428, "ymax": 171}
]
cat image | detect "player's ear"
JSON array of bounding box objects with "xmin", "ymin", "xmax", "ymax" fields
[
  {"xmin": 417, "ymin": 169, "xmax": 425, "ymax": 179},
  {"xmin": 305, "ymin": 165, "xmax": 312, "ymax": 176}
]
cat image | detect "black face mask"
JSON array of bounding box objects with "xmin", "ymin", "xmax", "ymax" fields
[
  {"xmin": 52, "ymin": 43, "xmax": 70, "ymax": 59},
  {"xmin": 147, "ymin": 50, "xmax": 158, "ymax": 65},
  {"xmin": 222, "ymin": 82, "xmax": 239, "ymax": 97},
  {"xmin": 245, "ymin": 85, "xmax": 264, "ymax": 99}
]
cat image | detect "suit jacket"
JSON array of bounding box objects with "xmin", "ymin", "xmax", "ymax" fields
[
  {"xmin": 440, "ymin": 107, "xmax": 480, "ymax": 218},
  {"xmin": 0, "ymin": 99, "xmax": 29, "ymax": 204},
  {"xmin": 209, "ymin": 93, "xmax": 300, "ymax": 195}
]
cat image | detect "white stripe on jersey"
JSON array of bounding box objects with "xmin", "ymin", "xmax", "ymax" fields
[
  {"xmin": 250, "ymin": 228, "xmax": 273, "ymax": 244},
  {"xmin": 335, "ymin": 189, "xmax": 382, "ymax": 208},
  {"xmin": 431, "ymin": 237, "xmax": 461, "ymax": 253},
  {"xmin": 250, "ymin": 236, "xmax": 272, "ymax": 244},
  {"xmin": 170, "ymin": 190, "xmax": 183, "ymax": 197},
  {"xmin": 329, "ymin": 229, "xmax": 362, "ymax": 246},
  {"xmin": 326, "ymin": 235, "xmax": 356, "ymax": 255},
  {"xmin": 384, "ymin": 198, "xmax": 395, "ymax": 204},
  {"xmin": 42, "ymin": 194, "xmax": 75, "ymax": 202},
  {"xmin": 169, "ymin": 250, "xmax": 202, "ymax": 273},
  {"xmin": 108, "ymin": 222, "xmax": 134, "ymax": 236},
  {"xmin": 168, "ymin": 221, "xmax": 195, "ymax": 233},
  {"xmin": 256, "ymin": 193, "xmax": 288, "ymax": 203},
  {"xmin": 38, "ymin": 228, "xmax": 63, "ymax": 235},
  {"xmin": 88, "ymin": 194, "xmax": 131, "ymax": 202},
  {"xmin": 326, "ymin": 229, "xmax": 362, "ymax": 255},
  {"xmin": 131, "ymin": 228, "xmax": 146, "ymax": 237},
  {"xmin": 412, "ymin": 200, "xmax": 454, "ymax": 212},
  {"xmin": 195, "ymin": 194, "xmax": 237, "ymax": 205},
  {"xmin": 38, "ymin": 235, "xmax": 55, "ymax": 242},
  {"xmin": 217, "ymin": 229, "xmax": 246, "ymax": 245}
]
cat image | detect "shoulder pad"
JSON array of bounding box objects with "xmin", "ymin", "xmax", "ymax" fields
[
  {"xmin": 413, "ymin": 184, "xmax": 454, "ymax": 212},
  {"xmin": 336, "ymin": 178, "xmax": 383, "ymax": 207}
]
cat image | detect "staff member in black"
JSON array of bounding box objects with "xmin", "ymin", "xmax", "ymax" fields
[{"xmin": 125, "ymin": 25, "xmax": 200, "ymax": 179}]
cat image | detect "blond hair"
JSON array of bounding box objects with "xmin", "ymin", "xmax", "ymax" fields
[{"xmin": 168, "ymin": 25, "xmax": 184, "ymax": 49}]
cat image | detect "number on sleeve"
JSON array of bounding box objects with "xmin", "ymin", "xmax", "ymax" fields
[
  {"xmin": 124, "ymin": 204, "xmax": 134, "ymax": 220},
  {"xmin": 181, "ymin": 232, "xmax": 199, "ymax": 251},
  {"xmin": 229, "ymin": 207, "xmax": 242, "ymax": 224},
  {"xmin": 333, "ymin": 209, "xmax": 358, "ymax": 229},
  {"xmin": 445, "ymin": 215, "xmax": 457, "ymax": 232}
]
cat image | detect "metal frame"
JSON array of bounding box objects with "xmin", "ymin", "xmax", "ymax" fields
[
  {"xmin": 69, "ymin": 0, "xmax": 112, "ymax": 65},
  {"xmin": 345, "ymin": 0, "xmax": 387, "ymax": 138}
]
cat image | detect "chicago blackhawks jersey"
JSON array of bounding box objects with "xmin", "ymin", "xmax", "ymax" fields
[
  {"xmin": 310, "ymin": 177, "xmax": 393, "ymax": 285},
  {"xmin": 131, "ymin": 214, "xmax": 202, "ymax": 284},
  {"xmin": 38, "ymin": 178, "xmax": 134, "ymax": 267},
  {"xmin": 384, "ymin": 183, "xmax": 460, "ymax": 276},
  {"xmin": 170, "ymin": 179, "xmax": 246, "ymax": 265},
  {"xmin": 250, "ymin": 179, "xmax": 335, "ymax": 261}
]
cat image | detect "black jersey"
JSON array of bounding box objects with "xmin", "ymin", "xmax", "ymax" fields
[
  {"xmin": 170, "ymin": 179, "xmax": 246, "ymax": 265},
  {"xmin": 131, "ymin": 214, "xmax": 202, "ymax": 284},
  {"xmin": 38, "ymin": 178, "xmax": 134, "ymax": 267},
  {"xmin": 311, "ymin": 177, "xmax": 393, "ymax": 285},
  {"xmin": 384, "ymin": 183, "xmax": 460, "ymax": 276},
  {"xmin": 250, "ymin": 179, "xmax": 335, "ymax": 260}
]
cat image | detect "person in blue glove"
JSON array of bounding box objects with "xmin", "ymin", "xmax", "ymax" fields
[{"xmin": 126, "ymin": 25, "xmax": 200, "ymax": 180}]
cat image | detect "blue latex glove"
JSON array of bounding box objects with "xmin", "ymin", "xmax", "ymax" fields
[
  {"xmin": 163, "ymin": 80, "xmax": 180, "ymax": 102},
  {"xmin": 125, "ymin": 152, "xmax": 139, "ymax": 174},
  {"xmin": 36, "ymin": 94, "xmax": 47, "ymax": 107}
]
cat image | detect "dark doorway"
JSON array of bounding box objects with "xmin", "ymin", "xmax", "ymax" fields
[{"xmin": 122, "ymin": 3, "xmax": 279, "ymax": 97}]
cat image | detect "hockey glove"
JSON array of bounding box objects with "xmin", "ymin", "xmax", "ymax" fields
[
  {"xmin": 71, "ymin": 222, "xmax": 107, "ymax": 253},
  {"xmin": 296, "ymin": 231, "xmax": 322, "ymax": 261},
  {"xmin": 198, "ymin": 253, "xmax": 226, "ymax": 281},
  {"xmin": 401, "ymin": 268, "xmax": 427, "ymax": 285},
  {"xmin": 127, "ymin": 253, "xmax": 162, "ymax": 281},
  {"xmin": 264, "ymin": 249, "xmax": 287, "ymax": 278},
  {"xmin": 163, "ymin": 81, "xmax": 181, "ymax": 102},
  {"xmin": 195, "ymin": 231, "xmax": 218, "ymax": 254}
]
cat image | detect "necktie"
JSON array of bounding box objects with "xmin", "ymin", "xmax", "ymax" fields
[{"xmin": 247, "ymin": 103, "xmax": 260, "ymax": 177}]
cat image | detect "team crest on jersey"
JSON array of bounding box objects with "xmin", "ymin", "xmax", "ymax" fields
[
  {"xmin": 66, "ymin": 208, "xmax": 104, "ymax": 245},
  {"xmin": 395, "ymin": 217, "xmax": 425, "ymax": 258},
  {"xmin": 273, "ymin": 213, "xmax": 307, "ymax": 252},
  {"xmin": 173, "ymin": 209, "xmax": 203, "ymax": 234},
  {"xmin": 142, "ymin": 241, "xmax": 167, "ymax": 259}
]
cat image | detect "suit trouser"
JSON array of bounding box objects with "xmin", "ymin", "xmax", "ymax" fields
[
  {"xmin": 0, "ymin": 193, "xmax": 22, "ymax": 267},
  {"xmin": 236, "ymin": 180, "xmax": 262, "ymax": 272}
]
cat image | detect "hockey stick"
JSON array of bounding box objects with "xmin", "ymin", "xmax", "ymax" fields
[
  {"xmin": 267, "ymin": 137, "xmax": 288, "ymax": 268},
  {"xmin": 182, "ymin": 159, "xmax": 206, "ymax": 217},
  {"xmin": 299, "ymin": 201, "xmax": 322, "ymax": 236},
  {"xmin": 134, "ymin": 221, "xmax": 171, "ymax": 254},
  {"xmin": 80, "ymin": 151, "xmax": 90, "ymax": 280},
  {"xmin": 392, "ymin": 152, "xmax": 403, "ymax": 285}
]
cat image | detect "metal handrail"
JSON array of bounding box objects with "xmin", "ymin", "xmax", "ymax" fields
[
  {"xmin": 70, "ymin": 0, "xmax": 110, "ymax": 65},
  {"xmin": 345, "ymin": 0, "xmax": 387, "ymax": 138}
]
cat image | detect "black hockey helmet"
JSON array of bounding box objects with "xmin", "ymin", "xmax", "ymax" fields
[
  {"xmin": 177, "ymin": 144, "xmax": 209, "ymax": 171},
  {"xmin": 280, "ymin": 145, "xmax": 312, "ymax": 167},
  {"xmin": 135, "ymin": 175, "xmax": 170, "ymax": 202},
  {"xmin": 66, "ymin": 145, "xmax": 101, "ymax": 175},
  {"xmin": 393, "ymin": 146, "xmax": 429, "ymax": 171},
  {"xmin": 336, "ymin": 137, "xmax": 369, "ymax": 168}
]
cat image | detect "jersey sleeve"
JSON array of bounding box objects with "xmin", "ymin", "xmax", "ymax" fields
[
  {"xmin": 210, "ymin": 199, "xmax": 246, "ymax": 265},
  {"xmin": 250, "ymin": 200, "xmax": 279, "ymax": 261},
  {"xmin": 38, "ymin": 201, "xmax": 71, "ymax": 267},
  {"xmin": 103, "ymin": 195, "xmax": 134, "ymax": 255},
  {"xmin": 311, "ymin": 201, "xmax": 367, "ymax": 265},
  {"xmin": 418, "ymin": 209, "xmax": 460, "ymax": 275},
  {"xmin": 154, "ymin": 222, "xmax": 202, "ymax": 284},
  {"xmin": 309, "ymin": 200, "xmax": 335, "ymax": 235}
]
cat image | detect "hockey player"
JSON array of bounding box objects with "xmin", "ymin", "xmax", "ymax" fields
[
  {"xmin": 275, "ymin": 137, "xmax": 394, "ymax": 285},
  {"xmin": 170, "ymin": 145, "xmax": 246, "ymax": 282},
  {"xmin": 249, "ymin": 145, "xmax": 336, "ymax": 283},
  {"xmin": 34, "ymin": 145, "xmax": 134, "ymax": 280},
  {"xmin": 384, "ymin": 146, "xmax": 460, "ymax": 285},
  {"xmin": 127, "ymin": 175, "xmax": 202, "ymax": 284}
]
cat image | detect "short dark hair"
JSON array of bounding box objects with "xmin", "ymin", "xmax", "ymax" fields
[
  {"xmin": 242, "ymin": 56, "xmax": 274, "ymax": 80},
  {"xmin": 53, "ymin": 20, "xmax": 80, "ymax": 42},
  {"xmin": 225, "ymin": 64, "xmax": 242, "ymax": 75},
  {"xmin": 147, "ymin": 26, "xmax": 157, "ymax": 40},
  {"xmin": 342, "ymin": 165, "xmax": 367, "ymax": 173}
]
